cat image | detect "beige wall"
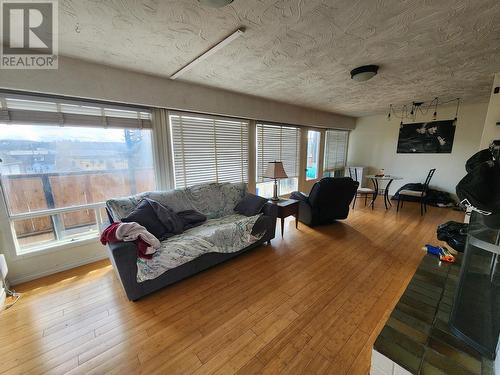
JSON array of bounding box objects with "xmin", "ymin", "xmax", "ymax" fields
[
  {"xmin": 347, "ymin": 102, "xmax": 489, "ymax": 195},
  {"xmin": 480, "ymin": 72, "xmax": 500, "ymax": 148},
  {"xmin": 0, "ymin": 56, "xmax": 355, "ymax": 129}
]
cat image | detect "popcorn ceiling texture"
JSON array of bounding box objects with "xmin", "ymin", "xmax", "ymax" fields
[{"xmin": 60, "ymin": 0, "xmax": 500, "ymax": 116}]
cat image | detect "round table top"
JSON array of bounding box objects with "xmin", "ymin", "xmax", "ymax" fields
[{"xmin": 366, "ymin": 175, "xmax": 403, "ymax": 180}]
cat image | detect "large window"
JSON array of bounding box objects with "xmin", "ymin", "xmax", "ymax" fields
[
  {"xmin": 169, "ymin": 112, "xmax": 249, "ymax": 188},
  {"xmin": 0, "ymin": 95, "xmax": 155, "ymax": 254},
  {"xmin": 256, "ymin": 123, "xmax": 300, "ymax": 197},
  {"xmin": 324, "ymin": 129, "xmax": 349, "ymax": 177}
]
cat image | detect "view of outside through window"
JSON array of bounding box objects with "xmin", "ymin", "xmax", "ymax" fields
[
  {"xmin": 306, "ymin": 130, "xmax": 320, "ymax": 180},
  {"xmin": 0, "ymin": 125, "xmax": 155, "ymax": 253}
]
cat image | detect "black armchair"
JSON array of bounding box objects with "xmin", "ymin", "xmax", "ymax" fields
[{"xmin": 290, "ymin": 177, "xmax": 359, "ymax": 226}]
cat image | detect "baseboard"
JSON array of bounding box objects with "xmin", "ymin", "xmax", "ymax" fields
[
  {"xmin": 9, "ymin": 254, "xmax": 108, "ymax": 285},
  {"xmin": 0, "ymin": 287, "xmax": 6, "ymax": 311}
]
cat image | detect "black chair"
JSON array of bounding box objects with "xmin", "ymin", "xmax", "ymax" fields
[
  {"xmin": 397, "ymin": 168, "xmax": 436, "ymax": 216},
  {"xmin": 290, "ymin": 177, "xmax": 359, "ymax": 227},
  {"xmin": 348, "ymin": 167, "xmax": 376, "ymax": 209}
]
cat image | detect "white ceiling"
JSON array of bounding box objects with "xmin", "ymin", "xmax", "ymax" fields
[{"xmin": 60, "ymin": 0, "xmax": 500, "ymax": 117}]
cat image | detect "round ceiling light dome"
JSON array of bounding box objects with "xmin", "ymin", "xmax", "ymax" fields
[
  {"xmin": 350, "ymin": 65, "xmax": 379, "ymax": 82},
  {"xmin": 198, "ymin": 0, "xmax": 234, "ymax": 8}
]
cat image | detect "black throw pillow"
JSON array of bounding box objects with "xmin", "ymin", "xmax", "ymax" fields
[
  {"xmin": 147, "ymin": 199, "xmax": 184, "ymax": 236},
  {"xmin": 177, "ymin": 210, "xmax": 207, "ymax": 230},
  {"xmin": 121, "ymin": 199, "xmax": 168, "ymax": 239},
  {"xmin": 234, "ymin": 193, "xmax": 268, "ymax": 216}
]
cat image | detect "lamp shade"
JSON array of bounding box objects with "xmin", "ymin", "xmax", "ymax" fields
[{"xmin": 264, "ymin": 161, "xmax": 288, "ymax": 179}]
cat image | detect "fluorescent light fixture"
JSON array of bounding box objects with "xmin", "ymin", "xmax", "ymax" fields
[
  {"xmin": 170, "ymin": 27, "xmax": 245, "ymax": 80},
  {"xmin": 198, "ymin": 0, "xmax": 234, "ymax": 7}
]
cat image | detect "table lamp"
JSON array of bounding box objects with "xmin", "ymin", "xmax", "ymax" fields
[{"xmin": 264, "ymin": 161, "xmax": 288, "ymax": 201}]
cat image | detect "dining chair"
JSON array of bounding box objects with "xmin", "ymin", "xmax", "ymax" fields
[
  {"xmin": 348, "ymin": 167, "xmax": 376, "ymax": 209},
  {"xmin": 397, "ymin": 168, "xmax": 436, "ymax": 216}
]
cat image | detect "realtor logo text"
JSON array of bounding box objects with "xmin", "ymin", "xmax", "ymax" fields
[{"xmin": 1, "ymin": 0, "xmax": 58, "ymax": 69}]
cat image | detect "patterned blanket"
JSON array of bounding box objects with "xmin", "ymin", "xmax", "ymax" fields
[{"xmin": 136, "ymin": 214, "xmax": 263, "ymax": 282}]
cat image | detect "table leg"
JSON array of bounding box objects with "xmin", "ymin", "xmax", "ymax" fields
[
  {"xmin": 370, "ymin": 178, "xmax": 379, "ymax": 209},
  {"xmin": 384, "ymin": 179, "xmax": 394, "ymax": 209},
  {"xmin": 281, "ymin": 218, "xmax": 285, "ymax": 238}
]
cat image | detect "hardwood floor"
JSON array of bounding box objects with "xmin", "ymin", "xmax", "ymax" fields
[{"xmin": 0, "ymin": 202, "xmax": 464, "ymax": 375}]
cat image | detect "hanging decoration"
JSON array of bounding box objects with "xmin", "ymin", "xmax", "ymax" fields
[
  {"xmin": 390, "ymin": 97, "xmax": 461, "ymax": 154},
  {"xmin": 387, "ymin": 97, "xmax": 461, "ymax": 124}
]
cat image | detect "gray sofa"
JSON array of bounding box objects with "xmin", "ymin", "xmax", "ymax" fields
[{"xmin": 104, "ymin": 182, "xmax": 277, "ymax": 301}]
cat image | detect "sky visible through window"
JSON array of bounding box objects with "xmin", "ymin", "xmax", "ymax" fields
[{"xmin": 0, "ymin": 124, "xmax": 125, "ymax": 142}]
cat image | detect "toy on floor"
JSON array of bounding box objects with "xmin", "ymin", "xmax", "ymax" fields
[{"xmin": 422, "ymin": 244, "xmax": 456, "ymax": 263}]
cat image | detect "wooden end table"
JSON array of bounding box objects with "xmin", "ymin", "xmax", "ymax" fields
[{"xmin": 270, "ymin": 199, "xmax": 299, "ymax": 238}]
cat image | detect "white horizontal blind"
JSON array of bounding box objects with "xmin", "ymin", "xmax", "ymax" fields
[
  {"xmin": 0, "ymin": 94, "xmax": 152, "ymax": 128},
  {"xmin": 170, "ymin": 113, "xmax": 249, "ymax": 188},
  {"xmin": 324, "ymin": 129, "xmax": 349, "ymax": 172},
  {"xmin": 257, "ymin": 123, "xmax": 300, "ymax": 182}
]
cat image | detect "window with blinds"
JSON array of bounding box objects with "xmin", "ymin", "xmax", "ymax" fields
[
  {"xmin": 0, "ymin": 92, "xmax": 155, "ymax": 254},
  {"xmin": 324, "ymin": 129, "xmax": 349, "ymax": 172},
  {"xmin": 0, "ymin": 94, "xmax": 152, "ymax": 128},
  {"xmin": 169, "ymin": 113, "xmax": 249, "ymax": 188},
  {"xmin": 256, "ymin": 123, "xmax": 301, "ymax": 182},
  {"xmin": 256, "ymin": 123, "xmax": 300, "ymax": 197}
]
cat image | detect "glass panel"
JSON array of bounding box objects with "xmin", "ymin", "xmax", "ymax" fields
[
  {"xmin": 306, "ymin": 130, "xmax": 320, "ymax": 181},
  {"xmin": 13, "ymin": 209, "xmax": 100, "ymax": 253},
  {"xmin": 0, "ymin": 125, "xmax": 156, "ymax": 217},
  {"xmin": 256, "ymin": 177, "xmax": 298, "ymax": 198}
]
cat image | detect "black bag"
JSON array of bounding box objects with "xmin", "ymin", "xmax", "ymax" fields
[
  {"xmin": 465, "ymin": 149, "xmax": 493, "ymax": 173},
  {"xmin": 456, "ymin": 160, "xmax": 500, "ymax": 214},
  {"xmin": 456, "ymin": 141, "xmax": 500, "ymax": 215},
  {"xmin": 437, "ymin": 221, "xmax": 468, "ymax": 252}
]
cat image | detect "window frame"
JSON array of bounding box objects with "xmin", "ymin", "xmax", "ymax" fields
[
  {"xmin": 323, "ymin": 128, "xmax": 350, "ymax": 176},
  {"xmin": 0, "ymin": 93, "xmax": 157, "ymax": 257}
]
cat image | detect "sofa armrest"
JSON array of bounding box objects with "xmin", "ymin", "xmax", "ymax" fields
[
  {"xmin": 290, "ymin": 191, "xmax": 314, "ymax": 226},
  {"xmin": 261, "ymin": 202, "xmax": 277, "ymax": 241},
  {"xmin": 105, "ymin": 241, "xmax": 138, "ymax": 299},
  {"xmin": 290, "ymin": 191, "xmax": 309, "ymax": 203}
]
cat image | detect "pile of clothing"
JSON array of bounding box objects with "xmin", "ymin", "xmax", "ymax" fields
[
  {"xmin": 392, "ymin": 183, "xmax": 456, "ymax": 207},
  {"xmin": 100, "ymin": 198, "xmax": 206, "ymax": 259}
]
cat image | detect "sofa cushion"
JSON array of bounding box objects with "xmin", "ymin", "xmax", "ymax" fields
[
  {"xmin": 136, "ymin": 213, "xmax": 264, "ymax": 282},
  {"xmin": 106, "ymin": 189, "xmax": 195, "ymax": 221},
  {"xmin": 184, "ymin": 182, "xmax": 246, "ymax": 219},
  {"xmin": 234, "ymin": 193, "xmax": 268, "ymax": 216},
  {"xmin": 106, "ymin": 182, "xmax": 247, "ymax": 221}
]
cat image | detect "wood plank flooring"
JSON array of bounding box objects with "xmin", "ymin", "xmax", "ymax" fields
[{"xmin": 0, "ymin": 202, "xmax": 463, "ymax": 375}]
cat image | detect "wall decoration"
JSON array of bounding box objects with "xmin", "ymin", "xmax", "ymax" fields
[{"xmin": 397, "ymin": 120, "xmax": 456, "ymax": 153}]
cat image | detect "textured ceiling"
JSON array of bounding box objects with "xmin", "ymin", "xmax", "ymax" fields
[{"xmin": 59, "ymin": 0, "xmax": 500, "ymax": 116}]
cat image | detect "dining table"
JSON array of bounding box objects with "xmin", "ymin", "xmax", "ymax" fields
[{"xmin": 365, "ymin": 174, "xmax": 403, "ymax": 209}]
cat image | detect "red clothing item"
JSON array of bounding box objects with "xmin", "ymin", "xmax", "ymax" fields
[{"xmin": 100, "ymin": 222, "xmax": 154, "ymax": 259}]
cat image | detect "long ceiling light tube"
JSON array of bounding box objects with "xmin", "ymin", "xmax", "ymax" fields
[{"xmin": 170, "ymin": 27, "xmax": 245, "ymax": 80}]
